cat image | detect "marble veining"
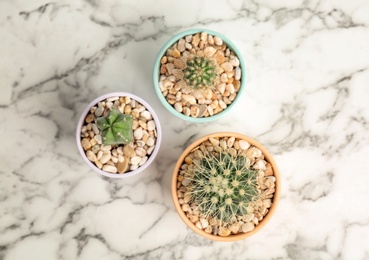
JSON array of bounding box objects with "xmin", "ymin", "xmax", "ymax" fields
[{"xmin": 1, "ymin": 0, "xmax": 369, "ymax": 259}]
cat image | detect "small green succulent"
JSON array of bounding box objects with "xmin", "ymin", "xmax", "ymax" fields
[
  {"xmin": 183, "ymin": 57, "xmax": 216, "ymax": 88},
  {"xmin": 96, "ymin": 107, "xmax": 133, "ymax": 145},
  {"xmin": 184, "ymin": 150, "xmax": 259, "ymax": 225}
]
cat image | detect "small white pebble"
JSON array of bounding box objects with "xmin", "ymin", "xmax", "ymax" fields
[{"xmin": 130, "ymin": 156, "xmax": 142, "ymax": 165}]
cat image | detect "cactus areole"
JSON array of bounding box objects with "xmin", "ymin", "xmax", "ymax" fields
[{"xmin": 96, "ymin": 107, "xmax": 133, "ymax": 145}]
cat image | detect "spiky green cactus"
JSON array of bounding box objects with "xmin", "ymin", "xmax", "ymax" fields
[
  {"xmin": 183, "ymin": 57, "xmax": 216, "ymax": 88},
  {"xmin": 96, "ymin": 107, "xmax": 133, "ymax": 145},
  {"xmin": 184, "ymin": 150, "xmax": 259, "ymax": 225}
]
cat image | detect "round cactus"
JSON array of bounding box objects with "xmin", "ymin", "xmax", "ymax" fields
[
  {"xmin": 183, "ymin": 57, "xmax": 216, "ymax": 88},
  {"xmin": 184, "ymin": 150, "xmax": 259, "ymax": 225},
  {"xmin": 96, "ymin": 107, "xmax": 133, "ymax": 145}
]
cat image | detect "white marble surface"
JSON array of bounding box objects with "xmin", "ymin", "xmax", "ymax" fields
[{"xmin": 1, "ymin": 0, "xmax": 369, "ymax": 259}]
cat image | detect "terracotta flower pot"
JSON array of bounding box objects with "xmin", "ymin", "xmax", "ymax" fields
[
  {"xmin": 171, "ymin": 132, "xmax": 280, "ymax": 241},
  {"xmin": 76, "ymin": 92, "xmax": 162, "ymax": 178}
]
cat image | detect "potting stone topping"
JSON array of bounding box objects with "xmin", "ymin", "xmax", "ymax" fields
[
  {"xmin": 176, "ymin": 136, "xmax": 276, "ymax": 237},
  {"xmin": 159, "ymin": 31, "xmax": 242, "ymax": 118},
  {"xmin": 80, "ymin": 96, "xmax": 157, "ymax": 174}
]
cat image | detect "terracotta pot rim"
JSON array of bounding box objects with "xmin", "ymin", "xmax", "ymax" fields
[
  {"xmin": 76, "ymin": 92, "xmax": 162, "ymax": 178},
  {"xmin": 171, "ymin": 132, "xmax": 280, "ymax": 241}
]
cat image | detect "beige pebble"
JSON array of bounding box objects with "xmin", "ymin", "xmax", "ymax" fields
[
  {"xmin": 94, "ymin": 135, "xmax": 102, "ymax": 144},
  {"xmin": 219, "ymin": 100, "xmax": 227, "ymax": 109},
  {"xmin": 226, "ymin": 84, "xmax": 235, "ymax": 94},
  {"xmin": 100, "ymin": 145, "xmax": 112, "ymax": 151},
  {"xmin": 182, "ymin": 204, "xmax": 190, "ymax": 212},
  {"xmin": 190, "ymin": 106, "xmax": 199, "ymax": 117},
  {"xmin": 130, "ymin": 164, "xmax": 139, "ymax": 171},
  {"xmin": 130, "ymin": 156, "xmax": 142, "ymax": 165},
  {"xmin": 141, "ymin": 110, "xmax": 152, "ymax": 120},
  {"xmin": 135, "ymin": 147, "xmax": 147, "ymax": 157},
  {"xmin": 200, "ymin": 218, "xmax": 209, "ymax": 228},
  {"xmin": 217, "ymin": 82, "xmax": 226, "ymax": 94},
  {"xmin": 209, "ymin": 137, "xmax": 219, "ymax": 147},
  {"xmin": 239, "ymin": 140, "xmax": 250, "ymax": 150},
  {"xmin": 134, "ymin": 127, "xmax": 143, "ymax": 140},
  {"xmin": 95, "ymin": 160, "xmax": 103, "ymax": 169},
  {"xmin": 195, "ymin": 221, "xmax": 203, "ymax": 230},
  {"xmin": 172, "ymin": 49, "xmax": 180, "ymax": 58},
  {"xmin": 146, "ymin": 137, "xmax": 155, "ymax": 146},
  {"xmin": 220, "ymin": 73, "xmax": 228, "ymax": 83},
  {"xmin": 204, "ymin": 225, "xmax": 213, "ymax": 234},
  {"xmin": 229, "ymin": 223, "xmax": 240, "ymax": 233},
  {"xmin": 139, "ymin": 156, "xmax": 148, "ymax": 166},
  {"xmin": 81, "ymin": 138, "xmax": 91, "ymax": 150},
  {"xmin": 117, "ymin": 157, "xmax": 129, "ymax": 173},
  {"xmin": 97, "ymin": 150, "xmax": 103, "ymax": 160},
  {"xmin": 178, "ymin": 38, "xmax": 186, "ymax": 52},
  {"xmin": 227, "ymin": 137, "xmax": 235, "ymax": 148},
  {"xmin": 91, "ymin": 124, "xmax": 99, "ymax": 135},
  {"xmin": 235, "ymin": 67, "xmax": 241, "ymax": 80},
  {"xmin": 94, "ymin": 106, "xmax": 104, "ymax": 117},
  {"xmin": 102, "ymin": 165, "xmax": 117, "ymax": 173},
  {"xmin": 100, "ymin": 153, "xmax": 111, "ymax": 164},
  {"xmin": 86, "ymin": 151, "xmax": 96, "ymax": 162},
  {"xmin": 123, "ymin": 145, "xmax": 136, "ymax": 157},
  {"xmin": 254, "ymin": 160, "xmax": 266, "ymax": 170},
  {"xmin": 190, "ymin": 214, "xmax": 199, "ymax": 223},
  {"xmin": 161, "ymin": 56, "xmax": 167, "ymax": 64},
  {"xmin": 91, "ymin": 145, "xmax": 100, "ymax": 154},
  {"xmin": 182, "ymin": 94, "xmax": 197, "ymax": 105},
  {"xmin": 118, "ymin": 154, "xmax": 124, "ymax": 162},
  {"xmin": 242, "ymin": 222, "xmax": 255, "ymax": 233},
  {"xmin": 203, "ymin": 88, "xmax": 213, "ymax": 100},
  {"xmin": 185, "ymin": 35, "xmax": 192, "ymax": 42},
  {"xmin": 147, "ymin": 145, "xmax": 155, "ymax": 155},
  {"xmin": 207, "ymin": 106, "xmax": 213, "ymax": 116},
  {"xmin": 85, "ymin": 114, "xmax": 95, "ymax": 124},
  {"xmin": 221, "ymin": 62, "xmax": 233, "ymax": 72},
  {"xmin": 214, "ymin": 36, "xmax": 223, "ymax": 46},
  {"xmin": 183, "ymin": 107, "xmax": 190, "ymax": 116},
  {"xmin": 147, "ymin": 120, "xmax": 156, "ymax": 131},
  {"xmin": 174, "ymin": 102, "xmax": 183, "ymax": 113},
  {"xmin": 191, "ymin": 34, "xmax": 200, "ymax": 47},
  {"xmin": 208, "ymin": 34, "xmax": 214, "ymax": 45},
  {"xmin": 218, "ymin": 227, "xmax": 231, "ymax": 237},
  {"xmin": 204, "ymin": 46, "xmax": 216, "ymax": 57},
  {"xmin": 165, "ymin": 63, "xmax": 175, "ymax": 74},
  {"xmin": 265, "ymin": 163, "xmax": 274, "ymax": 176}
]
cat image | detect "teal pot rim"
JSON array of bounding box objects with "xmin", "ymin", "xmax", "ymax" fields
[
  {"xmin": 76, "ymin": 92, "xmax": 162, "ymax": 178},
  {"xmin": 153, "ymin": 28, "xmax": 247, "ymax": 123}
]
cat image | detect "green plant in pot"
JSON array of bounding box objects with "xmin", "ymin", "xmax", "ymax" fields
[
  {"xmin": 76, "ymin": 93, "xmax": 162, "ymax": 178},
  {"xmin": 172, "ymin": 132, "xmax": 280, "ymax": 241},
  {"xmin": 154, "ymin": 29, "xmax": 246, "ymax": 122}
]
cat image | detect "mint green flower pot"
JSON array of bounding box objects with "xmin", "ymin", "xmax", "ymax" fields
[{"xmin": 153, "ymin": 29, "xmax": 246, "ymax": 123}]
